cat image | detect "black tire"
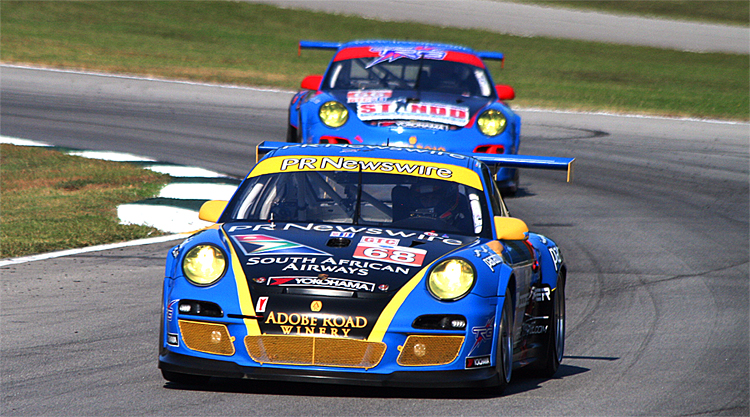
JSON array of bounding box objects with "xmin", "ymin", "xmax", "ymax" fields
[
  {"xmin": 533, "ymin": 276, "xmax": 565, "ymax": 377},
  {"xmin": 495, "ymin": 289, "xmax": 514, "ymax": 393},
  {"xmin": 161, "ymin": 369, "xmax": 210, "ymax": 386}
]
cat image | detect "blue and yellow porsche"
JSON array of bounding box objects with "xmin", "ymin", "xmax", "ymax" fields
[
  {"xmin": 159, "ymin": 142, "xmax": 573, "ymax": 393},
  {"xmin": 288, "ymin": 40, "xmax": 522, "ymax": 193}
]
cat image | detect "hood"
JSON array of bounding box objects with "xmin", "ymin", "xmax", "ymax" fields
[
  {"xmin": 223, "ymin": 222, "xmax": 476, "ymax": 339},
  {"xmin": 328, "ymin": 90, "xmax": 494, "ymax": 127}
]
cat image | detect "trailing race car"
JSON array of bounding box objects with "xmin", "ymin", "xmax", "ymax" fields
[
  {"xmin": 288, "ymin": 40, "xmax": 522, "ymax": 193},
  {"xmin": 159, "ymin": 142, "xmax": 573, "ymax": 393}
]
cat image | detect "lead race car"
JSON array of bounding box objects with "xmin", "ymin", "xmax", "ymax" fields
[
  {"xmin": 288, "ymin": 40, "xmax": 523, "ymax": 193},
  {"xmin": 159, "ymin": 143, "xmax": 573, "ymax": 392}
]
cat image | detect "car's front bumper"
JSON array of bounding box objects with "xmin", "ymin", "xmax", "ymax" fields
[{"xmin": 159, "ymin": 351, "xmax": 502, "ymax": 388}]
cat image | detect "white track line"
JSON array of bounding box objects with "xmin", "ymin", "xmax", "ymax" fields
[{"xmin": 0, "ymin": 234, "xmax": 190, "ymax": 267}]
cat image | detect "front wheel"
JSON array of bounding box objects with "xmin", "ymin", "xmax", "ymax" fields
[
  {"xmin": 532, "ymin": 276, "xmax": 565, "ymax": 377},
  {"xmin": 495, "ymin": 289, "xmax": 514, "ymax": 393}
]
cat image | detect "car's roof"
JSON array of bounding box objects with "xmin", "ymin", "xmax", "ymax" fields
[{"xmin": 265, "ymin": 144, "xmax": 481, "ymax": 171}]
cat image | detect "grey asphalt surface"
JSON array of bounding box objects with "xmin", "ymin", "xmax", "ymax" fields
[
  {"xmin": 2, "ymin": 66, "xmax": 748, "ymax": 416},
  {"xmin": 249, "ymin": 0, "xmax": 749, "ymax": 54}
]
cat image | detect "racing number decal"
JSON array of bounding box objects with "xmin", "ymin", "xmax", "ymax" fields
[{"xmin": 353, "ymin": 237, "xmax": 426, "ymax": 267}]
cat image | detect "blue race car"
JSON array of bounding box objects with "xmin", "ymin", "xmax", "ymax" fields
[
  {"xmin": 288, "ymin": 40, "xmax": 522, "ymax": 193},
  {"xmin": 159, "ymin": 143, "xmax": 573, "ymax": 393}
]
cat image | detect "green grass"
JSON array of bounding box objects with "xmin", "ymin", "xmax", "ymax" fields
[
  {"xmin": 515, "ymin": 1, "xmax": 749, "ymax": 26},
  {"xmin": 0, "ymin": 144, "xmax": 170, "ymax": 258},
  {"xmin": 1, "ymin": 1, "xmax": 747, "ymax": 120}
]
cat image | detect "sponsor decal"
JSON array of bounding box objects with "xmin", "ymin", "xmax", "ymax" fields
[
  {"xmin": 347, "ymin": 89, "xmax": 392, "ymax": 103},
  {"xmin": 268, "ymin": 276, "xmax": 376, "ymax": 292},
  {"xmin": 466, "ymin": 355, "xmax": 492, "ymax": 369},
  {"xmin": 167, "ymin": 299, "xmax": 179, "ymax": 322},
  {"xmin": 231, "ymin": 234, "xmax": 332, "ymax": 257},
  {"xmin": 264, "ymin": 311, "xmax": 367, "ymax": 337},
  {"xmin": 482, "ymin": 253, "xmax": 503, "ymax": 272},
  {"xmin": 330, "ymin": 231, "xmax": 356, "ymax": 238},
  {"xmin": 523, "ymin": 322, "xmax": 548, "ymax": 335},
  {"xmin": 361, "ymin": 236, "xmax": 399, "ymax": 246},
  {"xmin": 227, "ymin": 223, "xmax": 467, "ymax": 246},
  {"xmin": 379, "ymin": 120, "xmax": 451, "ymax": 131},
  {"xmin": 279, "ymin": 156, "xmax": 455, "ymax": 180},
  {"xmin": 366, "ymin": 46, "xmax": 447, "ymax": 68},
  {"xmin": 310, "ymin": 300, "xmax": 322, "ymax": 312},
  {"xmin": 469, "ymin": 316, "xmax": 494, "ymax": 356},
  {"xmin": 353, "ymin": 236, "xmax": 426, "ymax": 267},
  {"xmin": 255, "ymin": 296, "xmax": 269, "ymax": 313},
  {"xmin": 548, "ymin": 246, "xmax": 562, "ymax": 271},
  {"xmin": 358, "ymin": 100, "xmax": 470, "ymax": 127},
  {"xmin": 533, "ymin": 287, "xmax": 551, "ymax": 302},
  {"xmin": 474, "ymin": 244, "xmax": 505, "ymax": 272},
  {"xmin": 245, "ymin": 256, "xmax": 411, "ymax": 276}
]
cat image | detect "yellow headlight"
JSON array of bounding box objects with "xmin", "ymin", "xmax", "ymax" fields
[
  {"xmin": 319, "ymin": 101, "xmax": 349, "ymax": 128},
  {"xmin": 427, "ymin": 259, "xmax": 476, "ymax": 301},
  {"xmin": 477, "ymin": 109, "xmax": 507, "ymax": 136},
  {"xmin": 183, "ymin": 244, "xmax": 227, "ymax": 286}
]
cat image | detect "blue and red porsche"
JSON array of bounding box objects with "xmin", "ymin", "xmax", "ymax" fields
[
  {"xmin": 159, "ymin": 143, "xmax": 573, "ymax": 393},
  {"xmin": 288, "ymin": 40, "xmax": 522, "ymax": 193}
]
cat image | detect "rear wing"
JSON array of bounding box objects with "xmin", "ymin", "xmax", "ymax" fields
[
  {"xmin": 298, "ymin": 40, "xmax": 341, "ymax": 56},
  {"xmin": 473, "ymin": 154, "xmax": 575, "ymax": 182},
  {"xmin": 298, "ymin": 40, "xmax": 505, "ymax": 67},
  {"xmin": 256, "ymin": 141, "xmax": 574, "ymax": 182}
]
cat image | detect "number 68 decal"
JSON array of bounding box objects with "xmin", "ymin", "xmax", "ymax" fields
[{"xmin": 353, "ymin": 241, "xmax": 426, "ymax": 267}]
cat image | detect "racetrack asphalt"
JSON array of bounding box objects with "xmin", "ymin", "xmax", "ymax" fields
[{"xmin": 248, "ymin": 0, "xmax": 749, "ymax": 54}]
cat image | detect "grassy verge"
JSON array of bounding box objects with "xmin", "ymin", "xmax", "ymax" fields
[
  {"xmin": 515, "ymin": 1, "xmax": 749, "ymax": 26},
  {"xmin": 1, "ymin": 1, "xmax": 747, "ymax": 120},
  {"xmin": 1, "ymin": 144, "xmax": 170, "ymax": 258}
]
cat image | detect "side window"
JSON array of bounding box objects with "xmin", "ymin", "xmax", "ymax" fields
[{"xmin": 502, "ymin": 240, "xmax": 533, "ymax": 265}]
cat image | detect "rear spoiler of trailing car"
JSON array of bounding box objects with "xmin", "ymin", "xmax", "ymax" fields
[
  {"xmin": 256, "ymin": 141, "xmax": 574, "ymax": 182},
  {"xmin": 298, "ymin": 40, "xmax": 505, "ymax": 67}
]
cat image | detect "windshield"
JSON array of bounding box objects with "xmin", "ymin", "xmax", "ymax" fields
[
  {"xmin": 226, "ymin": 171, "xmax": 489, "ymax": 237},
  {"xmin": 323, "ymin": 58, "xmax": 494, "ymax": 98}
]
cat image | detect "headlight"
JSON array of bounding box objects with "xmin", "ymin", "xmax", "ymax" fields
[
  {"xmin": 319, "ymin": 101, "xmax": 348, "ymax": 128},
  {"xmin": 477, "ymin": 109, "xmax": 507, "ymax": 136},
  {"xmin": 427, "ymin": 258, "xmax": 476, "ymax": 301},
  {"xmin": 182, "ymin": 244, "xmax": 227, "ymax": 286}
]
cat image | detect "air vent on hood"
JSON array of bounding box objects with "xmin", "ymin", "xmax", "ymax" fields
[{"xmin": 326, "ymin": 237, "xmax": 351, "ymax": 248}]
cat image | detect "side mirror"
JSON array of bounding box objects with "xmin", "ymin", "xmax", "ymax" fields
[
  {"xmin": 301, "ymin": 75, "xmax": 323, "ymax": 91},
  {"xmin": 198, "ymin": 200, "xmax": 228, "ymax": 223},
  {"xmin": 494, "ymin": 216, "xmax": 528, "ymax": 240},
  {"xmin": 495, "ymin": 85, "xmax": 515, "ymax": 101}
]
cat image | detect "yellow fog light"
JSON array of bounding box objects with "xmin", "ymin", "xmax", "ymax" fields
[
  {"xmin": 477, "ymin": 109, "xmax": 507, "ymax": 136},
  {"xmin": 427, "ymin": 258, "xmax": 476, "ymax": 301},
  {"xmin": 319, "ymin": 101, "xmax": 349, "ymax": 128},
  {"xmin": 183, "ymin": 244, "xmax": 227, "ymax": 286},
  {"xmin": 413, "ymin": 343, "xmax": 427, "ymax": 357}
]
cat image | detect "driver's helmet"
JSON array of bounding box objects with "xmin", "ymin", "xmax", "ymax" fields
[{"xmin": 412, "ymin": 180, "xmax": 460, "ymax": 217}]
